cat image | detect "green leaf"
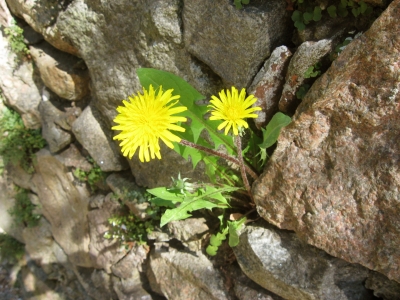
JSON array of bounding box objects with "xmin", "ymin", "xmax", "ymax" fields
[
  {"xmin": 259, "ymin": 112, "xmax": 291, "ymax": 150},
  {"xmin": 294, "ymin": 20, "xmax": 306, "ymax": 31},
  {"xmin": 228, "ymin": 217, "xmax": 246, "ymax": 247},
  {"xmin": 303, "ymin": 12, "xmax": 313, "ymax": 23},
  {"xmin": 206, "ymin": 245, "xmax": 218, "ymax": 256},
  {"xmin": 159, "ymin": 185, "xmax": 237, "ymax": 227},
  {"xmin": 291, "ymin": 10, "xmax": 302, "ymax": 22},
  {"xmin": 313, "ymin": 7, "xmax": 322, "ymax": 21},
  {"xmin": 147, "ymin": 187, "xmax": 184, "ymax": 204},
  {"xmin": 242, "ymin": 0, "xmax": 250, "ymax": 4},
  {"xmin": 327, "ymin": 5, "xmax": 337, "ymax": 18}
]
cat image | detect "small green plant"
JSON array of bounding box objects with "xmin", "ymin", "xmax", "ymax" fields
[
  {"xmin": 8, "ymin": 187, "xmax": 41, "ymax": 228},
  {"xmin": 234, "ymin": 0, "xmax": 250, "ymax": 9},
  {"xmin": 296, "ymin": 84, "xmax": 311, "ymax": 100},
  {"xmin": 291, "ymin": 0, "xmax": 373, "ymax": 31},
  {"xmin": 112, "ymin": 68, "xmax": 291, "ymax": 256},
  {"xmin": 0, "ymin": 106, "xmax": 46, "ymax": 173},
  {"xmin": 0, "ymin": 233, "xmax": 25, "ymax": 263},
  {"xmin": 3, "ymin": 19, "xmax": 30, "ymax": 61},
  {"xmin": 73, "ymin": 157, "xmax": 107, "ymax": 192},
  {"xmin": 104, "ymin": 195, "xmax": 163, "ymax": 248},
  {"xmin": 304, "ymin": 62, "xmax": 321, "ymax": 79}
]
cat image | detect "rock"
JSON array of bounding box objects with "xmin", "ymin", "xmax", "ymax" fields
[
  {"xmin": 0, "ymin": 22, "xmax": 41, "ymax": 129},
  {"xmin": 105, "ymin": 172, "xmax": 150, "ymax": 219},
  {"xmin": 113, "ymin": 275, "xmax": 152, "ymax": 300},
  {"xmin": 111, "ymin": 244, "xmax": 148, "ymax": 278},
  {"xmin": 253, "ymin": 0, "xmax": 400, "ymax": 282},
  {"xmin": 87, "ymin": 194, "xmax": 128, "ymax": 273},
  {"xmin": 72, "ymin": 104, "xmax": 128, "ymax": 172},
  {"xmin": 39, "ymin": 94, "xmax": 73, "ymax": 153},
  {"xmin": 127, "ymin": 143, "xmax": 209, "ymax": 188},
  {"xmin": 32, "ymin": 148, "xmax": 93, "ymax": 267},
  {"xmin": 278, "ymin": 39, "xmax": 334, "ymax": 114},
  {"xmin": 147, "ymin": 247, "xmax": 230, "ymax": 300},
  {"xmin": 30, "ymin": 41, "xmax": 90, "ymax": 101},
  {"xmin": 22, "ymin": 218, "xmax": 68, "ymax": 267},
  {"xmin": 249, "ymin": 46, "xmax": 292, "ymax": 129},
  {"xmin": 184, "ymin": 0, "xmax": 292, "ymax": 87},
  {"xmin": 54, "ymin": 143, "xmax": 92, "ymax": 172},
  {"xmin": 0, "ymin": 0, "xmax": 12, "ymax": 27},
  {"xmin": 233, "ymin": 221, "xmax": 373, "ymax": 300},
  {"xmin": 167, "ymin": 218, "xmax": 209, "ymax": 252},
  {"xmin": 365, "ymin": 271, "xmax": 400, "ymax": 300},
  {"xmin": 6, "ymin": 163, "xmax": 34, "ymax": 191},
  {"xmin": 5, "ymin": 0, "xmax": 79, "ymax": 55}
]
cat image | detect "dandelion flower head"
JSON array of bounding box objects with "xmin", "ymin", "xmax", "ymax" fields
[
  {"xmin": 112, "ymin": 85, "xmax": 187, "ymax": 162},
  {"xmin": 208, "ymin": 87, "xmax": 261, "ymax": 135}
]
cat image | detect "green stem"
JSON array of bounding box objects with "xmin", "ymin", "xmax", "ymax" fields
[{"xmin": 179, "ymin": 139, "xmax": 258, "ymax": 180}]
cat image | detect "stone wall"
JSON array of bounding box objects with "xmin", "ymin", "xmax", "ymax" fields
[{"xmin": 0, "ymin": 0, "xmax": 399, "ymax": 299}]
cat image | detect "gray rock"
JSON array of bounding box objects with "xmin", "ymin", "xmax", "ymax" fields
[
  {"xmin": 0, "ymin": 23, "xmax": 41, "ymax": 129},
  {"xmin": 249, "ymin": 46, "xmax": 292, "ymax": 129},
  {"xmin": 184, "ymin": 0, "xmax": 292, "ymax": 87},
  {"xmin": 253, "ymin": 0, "xmax": 400, "ymax": 282},
  {"xmin": 32, "ymin": 148, "xmax": 93, "ymax": 268},
  {"xmin": 365, "ymin": 271, "xmax": 400, "ymax": 300},
  {"xmin": 72, "ymin": 104, "xmax": 128, "ymax": 172},
  {"xmin": 5, "ymin": 0, "xmax": 79, "ymax": 55},
  {"xmin": 54, "ymin": 143, "xmax": 92, "ymax": 172},
  {"xmin": 39, "ymin": 93, "xmax": 73, "ymax": 153},
  {"xmin": 167, "ymin": 218, "xmax": 209, "ymax": 252},
  {"xmin": 279, "ymin": 39, "xmax": 334, "ymax": 114},
  {"xmin": 105, "ymin": 172, "xmax": 150, "ymax": 219},
  {"xmin": 111, "ymin": 244, "xmax": 147, "ymax": 278},
  {"xmin": 30, "ymin": 41, "xmax": 90, "ymax": 101},
  {"xmin": 87, "ymin": 194, "xmax": 127, "ymax": 273},
  {"xmin": 22, "ymin": 218, "xmax": 69, "ymax": 267},
  {"xmin": 147, "ymin": 247, "xmax": 230, "ymax": 300},
  {"xmin": 233, "ymin": 221, "xmax": 373, "ymax": 300}
]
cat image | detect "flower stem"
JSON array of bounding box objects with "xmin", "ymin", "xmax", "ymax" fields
[
  {"xmin": 235, "ymin": 135, "xmax": 254, "ymax": 202},
  {"xmin": 179, "ymin": 139, "xmax": 258, "ymax": 180}
]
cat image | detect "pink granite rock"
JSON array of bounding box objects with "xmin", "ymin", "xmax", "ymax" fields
[{"xmin": 253, "ymin": 0, "xmax": 400, "ymax": 282}]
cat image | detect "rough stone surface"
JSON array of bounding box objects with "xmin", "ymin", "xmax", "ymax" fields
[
  {"xmin": 87, "ymin": 194, "xmax": 128, "ymax": 273},
  {"xmin": 39, "ymin": 94, "xmax": 73, "ymax": 153},
  {"xmin": 184, "ymin": 0, "xmax": 292, "ymax": 88},
  {"xmin": 72, "ymin": 104, "xmax": 128, "ymax": 172},
  {"xmin": 32, "ymin": 148, "xmax": 93, "ymax": 268},
  {"xmin": 167, "ymin": 218, "xmax": 209, "ymax": 252},
  {"xmin": 365, "ymin": 271, "xmax": 400, "ymax": 300},
  {"xmin": 30, "ymin": 41, "xmax": 90, "ymax": 101},
  {"xmin": 147, "ymin": 248, "xmax": 230, "ymax": 300},
  {"xmin": 0, "ymin": 25, "xmax": 41, "ymax": 129},
  {"xmin": 279, "ymin": 39, "xmax": 334, "ymax": 114},
  {"xmin": 22, "ymin": 218, "xmax": 69, "ymax": 267},
  {"xmin": 5, "ymin": 0, "xmax": 79, "ymax": 55},
  {"xmin": 253, "ymin": 0, "xmax": 400, "ymax": 282},
  {"xmin": 249, "ymin": 46, "xmax": 292, "ymax": 129},
  {"xmin": 127, "ymin": 143, "xmax": 208, "ymax": 188},
  {"xmin": 233, "ymin": 221, "xmax": 373, "ymax": 300}
]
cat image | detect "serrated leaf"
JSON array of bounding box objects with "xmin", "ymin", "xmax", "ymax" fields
[
  {"xmin": 259, "ymin": 112, "xmax": 291, "ymax": 149},
  {"xmin": 210, "ymin": 234, "xmax": 223, "ymax": 247},
  {"xmin": 147, "ymin": 187, "xmax": 183, "ymax": 203},
  {"xmin": 159, "ymin": 185, "xmax": 237, "ymax": 227}
]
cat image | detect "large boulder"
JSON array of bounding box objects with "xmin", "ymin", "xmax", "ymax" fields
[
  {"xmin": 253, "ymin": 0, "xmax": 400, "ymax": 282},
  {"xmin": 32, "ymin": 148, "xmax": 93, "ymax": 267}
]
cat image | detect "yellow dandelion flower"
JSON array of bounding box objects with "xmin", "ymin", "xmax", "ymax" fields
[
  {"xmin": 208, "ymin": 87, "xmax": 261, "ymax": 135},
  {"xmin": 112, "ymin": 85, "xmax": 187, "ymax": 162}
]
